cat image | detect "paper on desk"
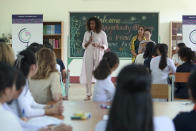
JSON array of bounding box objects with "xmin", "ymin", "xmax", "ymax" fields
[
  {"xmin": 27, "ymin": 116, "xmax": 63, "ymax": 127},
  {"xmin": 103, "ymin": 115, "xmax": 108, "ymax": 120}
]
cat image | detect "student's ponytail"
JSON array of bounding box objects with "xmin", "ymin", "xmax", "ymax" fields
[
  {"xmin": 93, "ymin": 52, "xmax": 119, "ymax": 80},
  {"xmin": 158, "ymin": 44, "xmax": 168, "ymax": 70}
]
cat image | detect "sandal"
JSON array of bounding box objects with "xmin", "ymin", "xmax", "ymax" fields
[{"xmin": 84, "ymin": 96, "xmax": 91, "ymax": 101}]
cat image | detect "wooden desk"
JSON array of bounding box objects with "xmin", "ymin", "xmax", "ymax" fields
[
  {"xmin": 153, "ymin": 101, "xmax": 193, "ymax": 118},
  {"xmin": 62, "ymin": 101, "xmax": 109, "ymax": 131},
  {"xmin": 58, "ymin": 101, "xmax": 194, "ymax": 131}
]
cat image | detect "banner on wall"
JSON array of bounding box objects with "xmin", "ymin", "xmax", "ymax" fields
[
  {"xmin": 12, "ymin": 14, "xmax": 43, "ymax": 55},
  {"xmin": 182, "ymin": 15, "xmax": 196, "ymax": 51}
]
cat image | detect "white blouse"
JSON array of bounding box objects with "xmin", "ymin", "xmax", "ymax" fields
[
  {"xmin": 0, "ymin": 104, "xmax": 22, "ymax": 131},
  {"xmin": 135, "ymin": 53, "xmax": 145, "ymax": 64},
  {"xmin": 3, "ymin": 103, "xmax": 42, "ymax": 131},
  {"xmin": 95, "ymin": 116, "xmax": 175, "ymax": 131},
  {"xmin": 172, "ymin": 54, "xmax": 184, "ymax": 66},
  {"xmin": 93, "ymin": 75, "xmax": 115, "ymax": 102},
  {"xmin": 150, "ymin": 56, "xmax": 176, "ymax": 84},
  {"xmin": 9, "ymin": 80, "xmax": 45, "ymax": 118},
  {"xmin": 80, "ymin": 30, "xmax": 108, "ymax": 84},
  {"xmin": 82, "ymin": 30, "xmax": 108, "ymax": 50}
]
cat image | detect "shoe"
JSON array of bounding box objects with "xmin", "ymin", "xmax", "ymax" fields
[
  {"xmin": 63, "ymin": 96, "xmax": 68, "ymax": 100},
  {"xmin": 84, "ymin": 96, "xmax": 91, "ymax": 101}
]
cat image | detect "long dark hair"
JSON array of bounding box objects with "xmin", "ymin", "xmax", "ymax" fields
[
  {"xmin": 93, "ymin": 52, "xmax": 119, "ymax": 80},
  {"xmin": 143, "ymin": 42, "xmax": 156, "ymax": 59},
  {"xmin": 178, "ymin": 47, "xmax": 195, "ymax": 62},
  {"xmin": 138, "ymin": 25, "xmax": 145, "ymax": 31},
  {"xmin": 106, "ymin": 64, "xmax": 153, "ymax": 131},
  {"xmin": 157, "ymin": 44, "xmax": 168, "ymax": 70},
  {"xmin": 27, "ymin": 42, "xmax": 43, "ymax": 54},
  {"xmin": 177, "ymin": 42, "xmax": 186, "ymax": 48},
  {"xmin": 0, "ymin": 62, "xmax": 17, "ymax": 95},
  {"xmin": 15, "ymin": 49, "xmax": 36, "ymax": 78},
  {"xmin": 188, "ymin": 70, "xmax": 196, "ymax": 100},
  {"xmin": 87, "ymin": 17, "xmax": 102, "ymax": 33},
  {"xmin": 15, "ymin": 69, "xmax": 26, "ymax": 91}
]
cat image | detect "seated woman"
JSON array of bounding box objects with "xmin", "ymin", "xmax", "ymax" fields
[
  {"xmin": 172, "ymin": 43, "xmax": 186, "ymax": 67},
  {"xmin": 43, "ymin": 42, "xmax": 68, "ymax": 100},
  {"xmin": 0, "ymin": 42, "xmax": 15, "ymax": 66},
  {"xmin": 0, "ymin": 63, "xmax": 23, "ymax": 131},
  {"xmin": 30, "ymin": 48, "xmax": 62, "ymax": 104},
  {"xmin": 93, "ymin": 52, "xmax": 119, "ymax": 102},
  {"xmin": 0, "ymin": 62, "xmax": 72, "ymax": 131},
  {"xmin": 143, "ymin": 42, "xmax": 156, "ymax": 70},
  {"xmin": 173, "ymin": 70, "xmax": 196, "ymax": 131},
  {"xmin": 175, "ymin": 47, "xmax": 196, "ymax": 99},
  {"xmin": 95, "ymin": 64, "xmax": 175, "ymax": 131},
  {"xmin": 8, "ymin": 49, "xmax": 63, "ymax": 118},
  {"xmin": 150, "ymin": 44, "xmax": 176, "ymax": 84}
]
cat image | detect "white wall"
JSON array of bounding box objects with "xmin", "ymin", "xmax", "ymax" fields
[{"xmin": 1, "ymin": 0, "xmax": 196, "ymax": 76}]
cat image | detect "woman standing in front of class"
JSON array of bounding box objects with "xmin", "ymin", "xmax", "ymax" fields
[
  {"xmin": 80, "ymin": 17, "xmax": 108, "ymax": 101},
  {"xmin": 130, "ymin": 26, "xmax": 145, "ymax": 63}
]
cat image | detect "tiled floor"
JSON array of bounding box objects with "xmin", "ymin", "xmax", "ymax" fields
[
  {"xmin": 68, "ymin": 84, "xmax": 190, "ymax": 102},
  {"xmin": 67, "ymin": 84, "xmax": 94, "ymax": 101}
]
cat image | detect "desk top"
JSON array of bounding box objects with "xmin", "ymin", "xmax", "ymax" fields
[
  {"xmin": 54, "ymin": 101, "xmax": 194, "ymax": 131},
  {"xmin": 153, "ymin": 101, "xmax": 193, "ymax": 118},
  {"xmin": 62, "ymin": 101, "xmax": 108, "ymax": 131}
]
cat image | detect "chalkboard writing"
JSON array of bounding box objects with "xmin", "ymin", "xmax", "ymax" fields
[{"xmin": 70, "ymin": 12, "xmax": 159, "ymax": 57}]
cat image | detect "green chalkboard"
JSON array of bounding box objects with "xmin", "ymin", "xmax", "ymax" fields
[{"xmin": 70, "ymin": 12, "xmax": 159, "ymax": 57}]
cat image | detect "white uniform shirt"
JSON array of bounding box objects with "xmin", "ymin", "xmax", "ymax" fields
[
  {"xmin": 93, "ymin": 75, "xmax": 115, "ymax": 102},
  {"xmin": 95, "ymin": 116, "xmax": 175, "ymax": 131},
  {"xmin": 3, "ymin": 103, "xmax": 42, "ymax": 131},
  {"xmin": 150, "ymin": 56, "xmax": 176, "ymax": 84},
  {"xmin": 0, "ymin": 104, "xmax": 22, "ymax": 131},
  {"xmin": 135, "ymin": 53, "xmax": 145, "ymax": 64},
  {"xmin": 56, "ymin": 64, "xmax": 61, "ymax": 72},
  {"xmin": 172, "ymin": 54, "xmax": 184, "ymax": 66},
  {"xmin": 9, "ymin": 80, "xmax": 45, "ymax": 118}
]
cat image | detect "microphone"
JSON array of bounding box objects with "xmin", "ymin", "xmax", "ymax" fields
[{"xmin": 90, "ymin": 30, "xmax": 93, "ymax": 37}]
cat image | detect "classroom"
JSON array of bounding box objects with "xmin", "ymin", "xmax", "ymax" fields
[{"xmin": 0, "ymin": 0, "xmax": 196, "ymax": 131}]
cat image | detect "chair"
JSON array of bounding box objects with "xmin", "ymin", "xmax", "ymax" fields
[
  {"xmin": 171, "ymin": 72, "xmax": 190, "ymax": 101},
  {"xmin": 174, "ymin": 72, "xmax": 190, "ymax": 82},
  {"xmin": 151, "ymin": 84, "xmax": 171, "ymax": 101}
]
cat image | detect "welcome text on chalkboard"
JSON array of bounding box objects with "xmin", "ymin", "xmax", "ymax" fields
[{"xmin": 70, "ymin": 12, "xmax": 159, "ymax": 57}]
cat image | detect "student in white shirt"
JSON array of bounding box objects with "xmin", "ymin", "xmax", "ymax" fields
[
  {"xmin": 5, "ymin": 68, "xmax": 43, "ymax": 131},
  {"xmin": 150, "ymin": 44, "xmax": 176, "ymax": 84},
  {"xmin": 93, "ymin": 52, "xmax": 119, "ymax": 102},
  {"xmin": 134, "ymin": 52, "xmax": 144, "ymax": 64},
  {"xmin": 9, "ymin": 49, "xmax": 64, "ymax": 118},
  {"xmin": 95, "ymin": 64, "xmax": 175, "ymax": 131},
  {"xmin": 0, "ymin": 63, "xmax": 23, "ymax": 131},
  {"xmin": 172, "ymin": 43, "xmax": 186, "ymax": 67},
  {"xmin": 143, "ymin": 42, "xmax": 156, "ymax": 71},
  {"xmin": 0, "ymin": 63, "xmax": 72, "ymax": 131},
  {"xmin": 135, "ymin": 40, "xmax": 146, "ymax": 64}
]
